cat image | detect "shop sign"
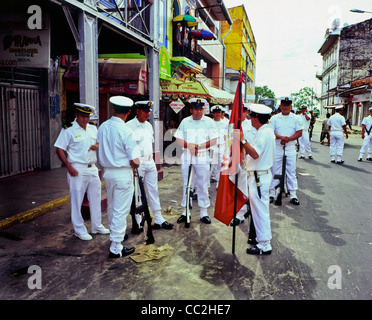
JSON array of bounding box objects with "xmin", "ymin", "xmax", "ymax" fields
[
  {"xmin": 169, "ymin": 99, "xmax": 184, "ymax": 114},
  {"xmin": 0, "ymin": 12, "xmax": 50, "ymax": 68}
]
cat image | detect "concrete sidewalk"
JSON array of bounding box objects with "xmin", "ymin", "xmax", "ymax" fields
[{"xmin": 0, "ymin": 167, "xmax": 71, "ymax": 230}]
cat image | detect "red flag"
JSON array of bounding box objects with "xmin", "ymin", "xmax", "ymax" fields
[{"xmin": 214, "ymin": 74, "xmax": 248, "ymax": 226}]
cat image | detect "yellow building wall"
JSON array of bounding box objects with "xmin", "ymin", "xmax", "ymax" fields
[{"xmin": 222, "ymin": 5, "xmax": 256, "ymax": 92}]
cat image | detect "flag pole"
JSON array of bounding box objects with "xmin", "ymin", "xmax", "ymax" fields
[{"xmin": 232, "ymin": 73, "xmax": 243, "ymax": 254}]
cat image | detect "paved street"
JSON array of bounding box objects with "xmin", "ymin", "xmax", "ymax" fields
[{"xmin": 0, "ymin": 120, "xmax": 371, "ymax": 302}]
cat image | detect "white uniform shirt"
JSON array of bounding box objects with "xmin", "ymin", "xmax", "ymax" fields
[
  {"xmin": 213, "ymin": 119, "xmax": 228, "ymax": 146},
  {"xmin": 298, "ymin": 113, "xmax": 310, "ymax": 130},
  {"xmin": 327, "ymin": 113, "xmax": 346, "ymax": 132},
  {"xmin": 126, "ymin": 117, "xmax": 154, "ymax": 158},
  {"xmin": 97, "ymin": 116, "xmax": 140, "ymax": 168},
  {"xmin": 269, "ymin": 112, "xmax": 304, "ymax": 147},
  {"xmin": 174, "ymin": 115, "xmax": 218, "ymax": 163},
  {"xmin": 362, "ymin": 115, "xmax": 372, "ymax": 134},
  {"xmin": 242, "ymin": 119, "xmax": 257, "ymax": 144},
  {"xmin": 245, "ymin": 124, "xmax": 275, "ymax": 171},
  {"xmin": 54, "ymin": 119, "xmax": 97, "ymax": 165}
]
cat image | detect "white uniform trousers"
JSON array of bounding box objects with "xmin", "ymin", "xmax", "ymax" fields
[
  {"xmin": 270, "ymin": 146, "xmax": 298, "ymax": 198},
  {"xmin": 248, "ymin": 172, "xmax": 272, "ymax": 244},
  {"xmin": 103, "ymin": 167, "xmax": 134, "ymax": 243},
  {"xmin": 359, "ymin": 134, "xmax": 372, "ymax": 158},
  {"xmin": 181, "ymin": 162, "xmax": 210, "ymax": 217},
  {"xmin": 210, "ymin": 145, "xmax": 223, "ymax": 182},
  {"xmin": 137, "ymin": 160, "xmax": 164, "ymax": 225},
  {"xmin": 67, "ymin": 164, "xmax": 103, "ymax": 235},
  {"xmin": 299, "ymin": 130, "xmax": 312, "ymax": 156},
  {"xmin": 329, "ymin": 131, "xmax": 344, "ymax": 160}
]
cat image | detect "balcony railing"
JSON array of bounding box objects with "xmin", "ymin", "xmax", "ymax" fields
[{"xmin": 96, "ymin": 0, "xmax": 152, "ymax": 41}]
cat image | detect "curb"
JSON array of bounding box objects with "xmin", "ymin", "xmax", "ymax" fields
[{"xmin": 0, "ymin": 195, "xmax": 70, "ymax": 231}]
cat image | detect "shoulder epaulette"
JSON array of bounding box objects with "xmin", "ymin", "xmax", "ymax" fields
[{"xmin": 62, "ymin": 122, "xmax": 72, "ymax": 129}]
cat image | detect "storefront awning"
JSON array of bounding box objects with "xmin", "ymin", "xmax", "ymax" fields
[
  {"xmin": 204, "ymin": 84, "xmax": 234, "ymax": 105},
  {"xmin": 64, "ymin": 58, "xmax": 147, "ymax": 95},
  {"xmin": 160, "ymin": 79, "xmax": 210, "ymax": 101}
]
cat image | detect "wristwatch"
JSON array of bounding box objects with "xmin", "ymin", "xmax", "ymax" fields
[{"xmin": 241, "ymin": 139, "xmax": 247, "ymax": 145}]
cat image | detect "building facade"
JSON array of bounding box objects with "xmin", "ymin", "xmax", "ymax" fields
[
  {"xmin": 221, "ymin": 4, "xmax": 256, "ymax": 102},
  {"xmin": 317, "ymin": 18, "xmax": 372, "ymax": 125}
]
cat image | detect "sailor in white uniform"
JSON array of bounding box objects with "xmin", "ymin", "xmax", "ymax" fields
[
  {"xmin": 238, "ymin": 103, "xmax": 275, "ymax": 255},
  {"xmin": 97, "ymin": 96, "xmax": 140, "ymax": 258},
  {"xmin": 174, "ymin": 98, "xmax": 218, "ymax": 224},
  {"xmin": 269, "ymin": 96, "xmax": 303, "ymax": 205},
  {"xmin": 55, "ymin": 103, "xmax": 109, "ymax": 241},
  {"xmin": 327, "ymin": 105, "xmax": 349, "ymax": 164},
  {"xmin": 358, "ymin": 107, "xmax": 372, "ymax": 161},
  {"xmin": 298, "ymin": 105, "xmax": 313, "ymax": 159},
  {"xmin": 127, "ymin": 101, "xmax": 173, "ymax": 230},
  {"xmin": 209, "ymin": 105, "xmax": 228, "ymax": 187}
]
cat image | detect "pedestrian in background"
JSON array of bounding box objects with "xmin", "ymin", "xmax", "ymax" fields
[
  {"xmin": 175, "ymin": 98, "xmax": 218, "ymax": 224},
  {"xmin": 55, "ymin": 103, "xmax": 109, "ymax": 241},
  {"xmin": 298, "ymin": 105, "xmax": 313, "ymax": 159},
  {"xmin": 237, "ymin": 103, "xmax": 275, "ymax": 255},
  {"xmin": 327, "ymin": 105, "xmax": 348, "ymax": 164},
  {"xmin": 320, "ymin": 113, "xmax": 331, "ymax": 146},
  {"xmin": 358, "ymin": 107, "xmax": 372, "ymax": 162},
  {"xmin": 127, "ymin": 101, "xmax": 173, "ymax": 230},
  {"xmin": 97, "ymin": 96, "xmax": 140, "ymax": 258},
  {"xmin": 269, "ymin": 97, "xmax": 303, "ymax": 205}
]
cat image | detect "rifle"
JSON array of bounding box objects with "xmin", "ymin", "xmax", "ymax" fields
[
  {"xmin": 273, "ymin": 144, "xmax": 288, "ymax": 205},
  {"xmin": 185, "ymin": 163, "xmax": 193, "ymax": 228},
  {"xmin": 130, "ymin": 169, "xmax": 155, "ymax": 244},
  {"xmin": 130, "ymin": 175, "xmax": 143, "ymax": 235}
]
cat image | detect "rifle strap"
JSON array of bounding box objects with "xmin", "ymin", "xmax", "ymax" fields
[{"xmin": 365, "ymin": 126, "xmax": 372, "ymax": 136}]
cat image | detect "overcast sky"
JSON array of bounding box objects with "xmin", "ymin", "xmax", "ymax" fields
[{"xmin": 224, "ymin": 0, "xmax": 372, "ymax": 98}]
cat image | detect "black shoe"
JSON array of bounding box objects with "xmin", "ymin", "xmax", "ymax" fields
[
  {"xmin": 358, "ymin": 158, "xmax": 363, "ymax": 162},
  {"xmin": 248, "ymin": 238, "xmax": 258, "ymax": 245},
  {"xmin": 289, "ymin": 198, "xmax": 300, "ymax": 205},
  {"xmin": 366, "ymin": 158, "xmax": 372, "ymax": 161},
  {"xmin": 210, "ymin": 178, "xmax": 217, "ymax": 183},
  {"xmin": 200, "ymin": 216, "xmax": 211, "ymax": 224},
  {"xmin": 230, "ymin": 218, "xmax": 244, "ymax": 226},
  {"xmin": 269, "ymin": 196, "xmax": 274, "ymax": 204},
  {"xmin": 336, "ymin": 160, "xmax": 344, "ymax": 164},
  {"xmin": 246, "ymin": 246, "xmax": 271, "ymax": 255},
  {"xmin": 299, "ymin": 156, "xmax": 305, "ymax": 159},
  {"xmin": 331, "ymin": 160, "xmax": 335, "ymax": 163},
  {"xmin": 109, "ymin": 247, "xmax": 135, "ymax": 258},
  {"xmin": 153, "ymin": 221, "xmax": 174, "ymax": 230},
  {"xmin": 309, "ymin": 156, "xmax": 313, "ymax": 159},
  {"xmin": 177, "ymin": 215, "xmax": 187, "ymax": 223}
]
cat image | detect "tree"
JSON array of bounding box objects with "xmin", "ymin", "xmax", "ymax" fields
[
  {"xmin": 291, "ymin": 87, "xmax": 319, "ymax": 111},
  {"xmin": 255, "ymin": 85, "xmax": 276, "ymax": 103}
]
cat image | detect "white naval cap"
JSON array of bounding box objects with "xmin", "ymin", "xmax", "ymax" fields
[
  {"xmin": 369, "ymin": 107, "xmax": 372, "ymax": 111},
  {"xmin": 335, "ymin": 105, "xmax": 344, "ymax": 110},
  {"xmin": 189, "ymin": 98, "xmax": 207, "ymax": 108},
  {"xmin": 211, "ymin": 105, "xmax": 223, "ymax": 112},
  {"xmin": 74, "ymin": 103, "xmax": 95, "ymax": 114},
  {"xmin": 110, "ymin": 96, "xmax": 134, "ymax": 113},
  {"xmin": 300, "ymin": 104, "xmax": 308, "ymax": 109},
  {"xmin": 279, "ymin": 96, "xmax": 293, "ymax": 105},
  {"xmin": 135, "ymin": 100, "xmax": 153, "ymax": 111},
  {"xmin": 248, "ymin": 103, "xmax": 272, "ymax": 115}
]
